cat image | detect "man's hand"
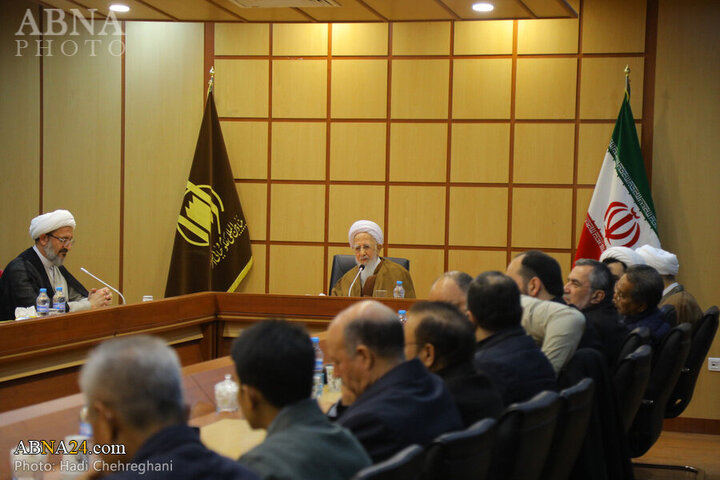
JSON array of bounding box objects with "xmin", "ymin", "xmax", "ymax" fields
[{"xmin": 88, "ymin": 287, "xmax": 113, "ymax": 308}]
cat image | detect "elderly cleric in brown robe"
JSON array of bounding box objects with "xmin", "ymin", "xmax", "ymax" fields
[{"xmin": 331, "ymin": 220, "xmax": 415, "ymax": 298}]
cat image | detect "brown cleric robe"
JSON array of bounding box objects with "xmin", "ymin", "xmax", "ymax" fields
[{"xmin": 331, "ymin": 258, "xmax": 416, "ymax": 298}]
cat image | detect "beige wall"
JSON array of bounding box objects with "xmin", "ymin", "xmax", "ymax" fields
[
  {"xmin": 1, "ymin": 0, "xmax": 718, "ymax": 419},
  {"xmin": 653, "ymin": 0, "xmax": 720, "ymax": 420}
]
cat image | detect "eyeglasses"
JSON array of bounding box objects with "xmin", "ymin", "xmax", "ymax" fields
[{"xmin": 47, "ymin": 233, "xmax": 75, "ymax": 246}]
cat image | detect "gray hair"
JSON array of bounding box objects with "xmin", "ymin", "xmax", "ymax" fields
[
  {"xmin": 575, "ymin": 258, "xmax": 615, "ymax": 298},
  {"xmin": 438, "ymin": 271, "xmax": 473, "ymax": 293},
  {"xmin": 80, "ymin": 335, "xmax": 185, "ymax": 430}
]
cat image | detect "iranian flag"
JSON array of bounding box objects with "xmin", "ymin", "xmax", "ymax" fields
[{"xmin": 575, "ymin": 92, "xmax": 660, "ymax": 261}]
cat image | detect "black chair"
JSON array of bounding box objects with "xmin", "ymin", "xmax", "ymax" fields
[
  {"xmin": 352, "ymin": 444, "xmax": 425, "ymax": 480},
  {"xmin": 614, "ymin": 326, "xmax": 651, "ymax": 370},
  {"xmin": 660, "ymin": 304, "xmax": 678, "ymax": 327},
  {"xmin": 665, "ymin": 305, "xmax": 719, "ymax": 418},
  {"xmin": 613, "ymin": 344, "xmax": 653, "ymax": 433},
  {"xmin": 489, "ymin": 390, "xmax": 561, "ymax": 480},
  {"xmin": 422, "ymin": 418, "xmax": 497, "ymax": 480},
  {"xmin": 328, "ymin": 255, "xmax": 410, "ymax": 295},
  {"xmin": 539, "ymin": 378, "xmax": 595, "ymax": 480},
  {"xmin": 627, "ymin": 323, "xmax": 691, "ymax": 457}
]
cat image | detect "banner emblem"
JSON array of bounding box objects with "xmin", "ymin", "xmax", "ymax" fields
[
  {"xmin": 603, "ymin": 201, "xmax": 640, "ymax": 247},
  {"xmin": 176, "ymin": 181, "xmax": 224, "ymax": 247}
]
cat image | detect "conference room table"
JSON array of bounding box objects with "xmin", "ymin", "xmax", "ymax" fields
[
  {"xmin": 0, "ymin": 292, "xmax": 414, "ymax": 412},
  {"xmin": 0, "ymin": 292, "xmax": 413, "ymax": 478},
  {"xmin": 0, "ymin": 355, "xmax": 343, "ymax": 479}
]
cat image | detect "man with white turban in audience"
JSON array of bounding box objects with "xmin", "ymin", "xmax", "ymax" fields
[
  {"xmin": 599, "ymin": 246, "xmax": 646, "ymax": 281},
  {"xmin": 0, "ymin": 209, "xmax": 112, "ymax": 320},
  {"xmin": 331, "ymin": 220, "xmax": 416, "ymax": 298},
  {"xmin": 636, "ymin": 244, "xmax": 703, "ymax": 332}
]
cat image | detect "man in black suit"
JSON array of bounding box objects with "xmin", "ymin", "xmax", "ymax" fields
[
  {"xmin": 0, "ymin": 209, "xmax": 111, "ymax": 320},
  {"xmin": 565, "ymin": 259, "xmax": 629, "ymax": 366},
  {"xmin": 404, "ymin": 301, "xmax": 503, "ymax": 426},
  {"xmin": 469, "ymin": 271, "xmax": 557, "ymax": 405},
  {"xmin": 326, "ymin": 300, "xmax": 463, "ymax": 463}
]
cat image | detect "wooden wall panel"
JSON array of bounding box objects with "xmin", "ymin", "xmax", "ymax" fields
[
  {"xmin": 653, "ymin": 0, "xmax": 720, "ymax": 420},
  {"xmin": 123, "ymin": 22, "xmax": 204, "ymax": 303},
  {"xmin": 0, "ymin": 0, "xmax": 40, "ymax": 269},
  {"xmin": 43, "ymin": 28, "xmax": 121, "ymax": 294}
]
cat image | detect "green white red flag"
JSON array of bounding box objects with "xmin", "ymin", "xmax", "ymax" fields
[{"xmin": 575, "ymin": 92, "xmax": 660, "ymax": 261}]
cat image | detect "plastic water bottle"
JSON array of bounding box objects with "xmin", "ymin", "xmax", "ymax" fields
[
  {"xmin": 398, "ymin": 309, "xmax": 407, "ymax": 325},
  {"xmin": 393, "ymin": 281, "xmax": 405, "ymax": 298},
  {"xmin": 36, "ymin": 288, "xmax": 50, "ymax": 316},
  {"xmin": 312, "ymin": 337, "xmax": 324, "ymax": 398},
  {"xmin": 79, "ymin": 405, "xmax": 93, "ymax": 437},
  {"xmin": 53, "ymin": 286, "xmax": 66, "ymax": 313}
]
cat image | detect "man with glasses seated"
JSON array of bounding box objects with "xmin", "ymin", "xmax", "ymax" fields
[{"xmin": 0, "ymin": 209, "xmax": 112, "ymax": 320}]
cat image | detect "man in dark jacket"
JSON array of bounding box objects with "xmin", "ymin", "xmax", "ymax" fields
[
  {"xmin": 565, "ymin": 259, "xmax": 629, "ymax": 367},
  {"xmin": 0, "ymin": 209, "xmax": 111, "ymax": 320},
  {"xmin": 405, "ymin": 301, "xmax": 503, "ymax": 426},
  {"xmin": 326, "ymin": 300, "xmax": 463, "ymax": 463},
  {"xmin": 614, "ymin": 264, "xmax": 671, "ymax": 347},
  {"xmin": 469, "ymin": 271, "xmax": 557, "ymax": 405},
  {"xmin": 79, "ymin": 335, "xmax": 259, "ymax": 480}
]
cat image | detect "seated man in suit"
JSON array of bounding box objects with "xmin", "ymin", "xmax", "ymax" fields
[
  {"xmin": 469, "ymin": 271, "xmax": 557, "ymax": 405},
  {"xmin": 331, "ymin": 220, "xmax": 415, "ymax": 298},
  {"xmin": 326, "ymin": 300, "xmax": 462, "ymax": 462},
  {"xmin": 234, "ymin": 320, "xmax": 370, "ymax": 480},
  {"xmin": 599, "ymin": 246, "xmax": 646, "ymax": 281},
  {"xmin": 564, "ymin": 259, "xmax": 629, "ymax": 366},
  {"xmin": 427, "ymin": 271, "xmax": 473, "ymax": 312},
  {"xmin": 614, "ymin": 264, "xmax": 672, "ymax": 347},
  {"xmin": 636, "ymin": 244, "xmax": 703, "ymax": 332},
  {"xmin": 79, "ymin": 335, "xmax": 259, "ymax": 480},
  {"xmin": 404, "ymin": 301, "xmax": 503, "ymax": 426},
  {"xmin": 0, "ymin": 209, "xmax": 112, "ymax": 320}
]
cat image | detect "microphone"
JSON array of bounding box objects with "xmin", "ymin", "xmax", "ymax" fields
[
  {"xmin": 80, "ymin": 267, "xmax": 126, "ymax": 305},
  {"xmin": 348, "ymin": 264, "xmax": 365, "ymax": 296}
]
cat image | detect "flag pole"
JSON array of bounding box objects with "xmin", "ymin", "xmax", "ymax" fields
[
  {"xmin": 624, "ymin": 64, "xmax": 631, "ymax": 100},
  {"xmin": 207, "ymin": 66, "xmax": 215, "ymax": 97}
]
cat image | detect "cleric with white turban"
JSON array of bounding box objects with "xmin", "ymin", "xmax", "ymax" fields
[
  {"xmin": 599, "ymin": 246, "xmax": 645, "ymax": 280},
  {"xmin": 635, "ymin": 244, "xmax": 703, "ymax": 330},
  {"xmin": 331, "ymin": 220, "xmax": 415, "ymax": 298},
  {"xmin": 636, "ymin": 245, "xmax": 679, "ymax": 276},
  {"xmin": 0, "ymin": 209, "xmax": 113, "ymax": 320}
]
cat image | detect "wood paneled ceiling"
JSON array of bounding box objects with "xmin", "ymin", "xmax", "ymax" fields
[{"xmin": 34, "ymin": 0, "xmax": 578, "ymax": 22}]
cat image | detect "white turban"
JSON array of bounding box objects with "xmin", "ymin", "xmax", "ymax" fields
[
  {"xmin": 599, "ymin": 246, "xmax": 645, "ymax": 267},
  {"xmin": 348, "ymin": 220, "xmax": 383, "ymax": 247},
  {"xmin": 29, "ymin": 209, "xmax": 76, "ymax": 240},
  {"xmin": 636, "ymin": 245, "xmax": 679, "ymax": 276}
]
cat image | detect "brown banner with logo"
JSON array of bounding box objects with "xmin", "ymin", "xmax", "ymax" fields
[{"xmin": 165, "ymin": 91, "xmax": 252, "ymax": 297}]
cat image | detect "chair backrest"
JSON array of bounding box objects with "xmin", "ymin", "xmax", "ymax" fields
[
  {"xmin": 660, "ymin": 304, "xmax": 678, "ymax": 327},
  {"xmin": 615, "ymin": 326, "xmax": 651, "ymax": 369},
  {"xmin": 328, "ymin": 255, "xmax": 410, "ymax": 295},
  {"xmin": 422, "ymin": 418, "xmax": 497, "ymax": 480},
  {"xmin": 352, "ymin": 444, "xmax": 425, "ymax": 480},
  {"xmin": 489, "ymin": 390, "xmax": 561, "ymax": 480},
  {"xmin": 539, "ymin": 378, "xmax": 595, "ymax": 480},
  {"xmin": 613, "ymin": 344, "xmax": 653, "ymax": 433},
  {"xmin": 665, "ymin": 306, "xmax": 719, "ymax": 418},
  {"xmin": 628, "ymin": 323, "xmax": 692, "ymax": 457}
]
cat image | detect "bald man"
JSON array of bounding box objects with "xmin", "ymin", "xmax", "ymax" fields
[
  {"xmin": 325, "ymin": 300, "xmax": 461, "ymax": 462},
  {"xmin": 331, "ymin": 220, "xmax": 415, "ymax": 298},
  {"xmin": 428, "ymin": 271, "xmax": 473, "ymax": 312}
]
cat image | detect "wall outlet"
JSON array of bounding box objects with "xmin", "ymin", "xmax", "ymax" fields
[{"xmin": 709, "ymin": 358, "xmax": 720, "ymax": 372}]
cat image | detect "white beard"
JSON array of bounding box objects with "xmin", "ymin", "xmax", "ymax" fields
[
  {"xmin": 360, "ymin": 256, "xmax": 381, "ymax": 286},
  {"xmin": 43, "ymin": 242, "xmax": 65, "ymax": 266}
]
